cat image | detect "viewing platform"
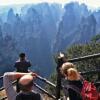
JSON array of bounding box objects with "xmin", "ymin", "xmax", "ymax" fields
[{"xmin": 0, "ymin": 53, "xmax": 100, "ymax": 100}]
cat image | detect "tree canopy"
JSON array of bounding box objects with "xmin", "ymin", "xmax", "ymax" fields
[{"xmin": 45, "ymin": 34, "xmax": 100, "ymax": 95}]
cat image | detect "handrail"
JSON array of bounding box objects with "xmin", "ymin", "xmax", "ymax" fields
[
  {"xmin": 1, "ymin": 81, "xmax": 100, "ymax": 100},
  {"xmin": 0, "ymin": 74, "xmax": 100, "ymax": 100},
  {"xmin": 0, "ymin": 80, "xmax": 16, "ymax": 91},
  {"xmin": 0, "ymin": 81, "xmax": 56, "ymax": 100},
  {"xmin": 37, "ymin": 75, "xmax": 56, "ymax": 87},
  {"xmin": 33, "ymin": 83, "xmax": 56, "ymax": 99},
  {"xmin": 0, "ymin": 81, "xmax": 16, "ymax": 100},
  {"xmin": 80, "ymin": 69, "xmax": 100, "ymax": 75},
  {"xmin": 0, "ymin": 69, "xmax": 100, "ymax": 91},
  {"xmin": 0, "ymin": 53, "xmax": 100, "ymax": 80},
  {"xmin": 0, "ymin": 53, "xmax": 100, "ymax": 100},
  {"xmin": 0, "ymin": 74, "xmax": 56, "ymax": 88},
  {"xmin": 68, "ymin": 53, "xmax": 100, "ymax": 62},
  {"xmin": 56, "ymin": 53, "xmax": 100, "ymax": 99},
  {"xmin": 0, "ymin": 86, "xmax": 4, "ymax": 91},
  {"xmin": 0, "ymin": 82, "xmax": 56, "ymax": 100}
]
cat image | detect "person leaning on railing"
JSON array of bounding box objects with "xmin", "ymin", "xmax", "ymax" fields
[{"xmin": 3, "ymin": 72, "xmax": 42, "ymax": 100}]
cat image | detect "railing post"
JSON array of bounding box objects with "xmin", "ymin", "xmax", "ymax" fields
[
  {"xmin": 56, "ymin": 53, "xmax": 67, "ymax": 100},
  {"xmin": 96, "ymin": 65, "xmax": 100, "ymax": 82},
  {"xmin": 98, "ymin": 68, "xmax": 100, "ymax": 81}
]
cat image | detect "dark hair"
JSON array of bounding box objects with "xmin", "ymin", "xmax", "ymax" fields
[
  {"xmin": 19, "ymin": 53, "xmax": 25, "ymax": 58},
  {"xmin": 18, "ymin": 80, "xmax": 33, "ymax": 92}
]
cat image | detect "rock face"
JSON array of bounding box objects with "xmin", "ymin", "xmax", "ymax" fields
[
  {"xmin": 0, "ymin": 2, "xmax": 100, "ymax": 76},
  {"xmin": 0, "ymin": 3, "xmax": 62, "ymax": 76},
  {"xmin": 53, "ymin": 2, "xmax": 97, "ymax": 52}
]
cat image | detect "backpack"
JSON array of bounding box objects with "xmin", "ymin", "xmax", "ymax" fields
[
  {"xmin": 64, "ymin": 80, "xmax": 99, "ymax": 100},
  {"xmin": 81, "ymin": 80, "xmax": 99, "ymax": 100}
]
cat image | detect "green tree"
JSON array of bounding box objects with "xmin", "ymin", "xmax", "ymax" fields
[
  {"xmin": 45, "ymin": 34, "xmax": 100, "ymax": 93},
  {"xmin": 45, "ymin": 71, "xmax": 57, "ymax": 96},
  {"xmin": 91, "ymin": 34, "xmax": 100, "ymax": 42}
]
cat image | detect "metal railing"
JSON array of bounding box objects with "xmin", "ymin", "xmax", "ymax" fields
[
  {"xmin": 0, "ymin": 75, "xmax": 56, "ymax": 100},
  {"xmin": 0, "ymin": 53, "xmax": 100, "ymax": 100},
  {"xmin": 68, "ymin": 53, "xmax": 100, "ymax": 62},
  {"xmin": 0, "ymin": 69, "xmax": 100, "ymax": 100},
  {"xmin": 56, "ymin": 53, "xmax": 100, "ymax": 99}
]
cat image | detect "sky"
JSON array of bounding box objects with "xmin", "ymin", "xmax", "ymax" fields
[{"xmin": 0, "ymin": 0, "xmax": 100, "ymax": 8}]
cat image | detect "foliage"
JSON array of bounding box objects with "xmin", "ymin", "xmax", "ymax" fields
[
  {"xmin": 91, "ymin": 34, "xmax": 100, "ymax": 42},
  {"xmin": 67, "ymin": 44, "xmax": 99, "ymax": 69},
  {"xmin": 45, "ymin": 71, "xmax": 57, "ymax": 95},
  {"xmin": 66, "ymin": 35, "xmax": 100, "ymax": 72},
  {"xmin": 45, "ymin": 34, "xmax": 100, "ymax": 93}
]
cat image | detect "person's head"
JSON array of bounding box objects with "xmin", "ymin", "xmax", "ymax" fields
[
  {"xmin": 19, "ymin": 53, "xmax": 26, "ymax": 61},
  {"xmin": 67, "ymin": 68, "xmax": 80, "ymax": 80},
  {"xmin": 61, "ymin": 62, "xmax": 75, "ymax": 76},
  {"xmin": 18, "ymin": 74, "xmax": 34, "ymax": 92}
]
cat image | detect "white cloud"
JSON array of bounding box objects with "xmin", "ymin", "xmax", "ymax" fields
[
  {"xmin": 0, "ymin": 0, "xmax": 100, "ymax": 8},
  {"xmin": 85, "ymin": 0, "xmax": 100, "ymax": 8},
  {"xmin": 0, "ymin": 0, "xmax": 68, "ymax": 5}
]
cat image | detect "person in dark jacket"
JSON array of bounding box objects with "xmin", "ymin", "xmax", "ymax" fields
[
  {"xmin": 14, "ymin": 53, "xmax": 31, "ymax": 92},
  {"xmin": 61, "ymin": 62, "xmax": 83, "ymax": 100},
  {"xmin": 14, "ymin": 53, "xmax": 31, "ymax": 73}
]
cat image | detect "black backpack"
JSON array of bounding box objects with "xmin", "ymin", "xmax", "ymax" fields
[{"xmin": 16, "ymin": 92, "xmax": 41, "ymax": 100}]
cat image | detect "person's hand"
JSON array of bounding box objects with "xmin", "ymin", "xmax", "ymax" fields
[
  {"xmin": 29, "ymin": 72, "xmax": 38, "ymax": 78},
  {"xmin": 58, "ymin": 52, "xmax": 65, "ymax": 58}
]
